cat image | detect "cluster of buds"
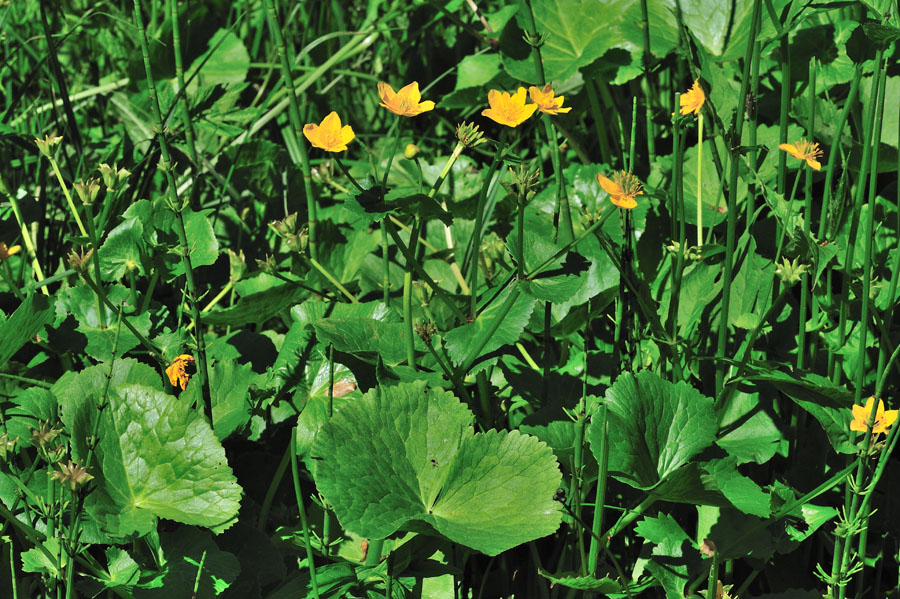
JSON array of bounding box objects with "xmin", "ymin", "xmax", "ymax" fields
[
  {"xmin": 502, "ymin": 165, "xmax": 540, "ymax": 204},
  {"xmin": 663, "ymin": 240, "xmax": 702, "ymax": 261},
  {"xmin": 310, "ymin": 160, "xmax": 334, "ymax": 184},
  {"xmin": 74, "ymin": 178, "xmax": 100, "ymax": 206},
  {"xmin": 34, "ymin": 134, "xmax": 63, "ymax": 158},
  {"xmin": 455, "ymin": 122, "xmax": 487, "ymax": 148},
  {"xmin": 415, "ymin": 320, "xmax": 438, "ymax": 344},
  {"xmin": 97, "ymin": 162, "xmax": 131, "ymax": 192},
  {"xmin": 269, "ymin": 213, "xmax": 308, "ymax": 254},
  {"xmin": 256, "ymin": 254, "xmax": 277, "ymax": 275},
  {"xmin": 0, "ymin": 433, "xmax": 17, "ymax": 462},
  {"xmin": 774, "ymin": 256, "xmax": 810, "ymax": 286}
]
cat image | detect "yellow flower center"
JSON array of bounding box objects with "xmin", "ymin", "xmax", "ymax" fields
[{"xmin": 613, "ymin": 171, "xmax": 643, "ymax": 198}]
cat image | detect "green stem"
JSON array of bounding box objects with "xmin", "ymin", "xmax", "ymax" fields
[
  {"xmin": 469, "ymin": 137, "xmax": 506, "ymax": 317},
  {"xmin": 798, "ymin": 59, "xmax": 816, "ymax": 373},
  {"xmin": 715, "ymin": 0, "xmax": 762, "ymax": 396},
  {"xmin": 402, "ymin": 218, "xmax": 420, "ymax": 370},
  {"xmin": 83, "ymin": 202, "xmax": 107, "ymax": 329},
  {"xmin": 48, "ymin": 156, "xmax": 87, "ymax": 237},
  {"xmin": 695, "ymin": 113, "xmax": 704, "ymax": 247},
  {"xmin": 706, "ymin": 550, "xmax": 720, "ymax": 599},
  {"xmin": 290, "ymin": 428, "xmax": 321, "ymax": 599},
  {"xmin": 309, "ymin": 258, "xmax": 359, "ymax": 304},
  {"xmin": 773, "ymin": 165, "xmax": 803, "ymax": 261},
  {"xmin": 586, "ymin": 405, "xmax": 608, "ymax": 575},
  {"xmin": 133, "ymin": 1, "xmax": 212, "ymax": 422},
  {"xmin": 1, "ymin": 179, "xmax": 49, "ymax": 294},
  {"xmin": 168, "ymin": 0, "xmax": 199, "ymax": 167},
  {"xmin": 264, "ymin": 0, "xmax": 318, "ymax": 261}
]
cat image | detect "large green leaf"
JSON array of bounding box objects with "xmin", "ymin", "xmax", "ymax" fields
[
  {"xmin": 444, "ymin": 285, "xmax": 537, "ymax": 368},
  {"xmin": 187, "ymin": 28, "xmax": 250, "ymax": 87},
  {"xmin": 93, "ymin": 384, "xmax": 241, "ymax": 535},
  {"xmin": 203, "ymin": 283, "xmax": 307, "ymax": 326},
  {"xmin": 0, "ymin": 294, "xmax": 55, "ymax": 369},
  {"xmin": 311, "ymin": 382, "xmax": 562, "ymax": 555},
  {"xmin": 634, "ymin": 514, "xmax": 694, "ymax": 599},
  {"xmin": 527, "ymin": 0, "xmax": 636, "ymax": 82},
  {"xmin": 587, "ymin": 371, "xmax": 717, "ymax": 490},
  {"xmin": 313, "ymin": 318, "xmax": 422, "ymax": 366}
]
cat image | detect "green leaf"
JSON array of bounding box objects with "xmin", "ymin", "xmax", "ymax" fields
[
  {"xmin": 743, "ymin": 370, "xmax": 855, "ymax": 454},
  {"xmin": 95, "ymin": 384, "xmax": 241, "ymax": 534},
  {"xmin": 210, "ymin": 359, "xmax": 253, "ymax": 440},
  {"xmin": 537, "ymin": 570, "xmax": 622, "ymax": 592},
  {"xmin": 312, "ymin": 382, "xmax": 562, "ymax": 555},
  {"xmin": 188, "ymin": 28, "xmax": 251, "ymax": 87},
  {"xmin": 0, "ymin": 293, "xmax": 55, "ymax": 369},
  {"xmin": 99, "ymin": 217, "xmax": 145, "ymax": 280},
  {"xmin": 203, "ymin": 283, "xmax": 307, "ymax": 326},
  {"xmin": 313, "ymin": 318, "xmax": 420, "ymax": 366},
  {"xmin": 528, "ymin": 0, "xmax": 636, "ymax": 81},
  {"xmin": 58, "ymin": 284, "xmax": 152, "ymax": 362},
  {"xmin": 587, "ymin": 371, "xmax": 717, "ymax": 490},
  {"xmin": 681, "ymin": 0, "xmax": 734, "ymax": 55},
  {"xmin": 444, "ymin": 285, "xmax": 537, "ymax": 367},
  {"xmin": 702, "ymin": 458, "xmax": 770, "ymax": 518},
  {"xmin": 716, "ymin": 391, "xmax": 784, "ymax": 465},
  {"xmin": 635, "ymin": 514, "xmax": 693, "ymax": 599}
]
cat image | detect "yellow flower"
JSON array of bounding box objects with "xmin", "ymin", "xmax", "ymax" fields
[
  {"xmin": 0, "ymin": 242, "xmax": 21, "ymax": 261},
  {"xmin": 303, "ymin": 111, "xmax": 355, "ymax": 152},
  {"xmin": 377, "ymin": 81, "xmax": 435, "ymax": 117},
  {"xmin": 166, "ymin": 354, "xmax": 196, "ymax": 391},
  {"xmin": 596, "ymin": 171, "xmax": 643, "ymax": 210},
  {"xmin": 778, "ymin": 139, "xmax": 823, "ymax": 171},
  {"xmin": 850, "ymin": 397, "xmax": 898, "ymax": 434},
  {"xmin": 481, "ymin": 88, "xmax": 538, "ymax": 128},
  {"xmin": 528, "ymin": 84, "xmax": 572, "ymax": 115},
  {"xmin": 679, "ymin": 80, "xmax": 706, "ymax": 116}
]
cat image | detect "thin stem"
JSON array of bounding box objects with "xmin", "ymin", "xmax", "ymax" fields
[
  {"xmin": 696, "ymin": 113, "xmax": 704, "ymax": 247},
  {"xmin": 290, "ymin": 428, "xmax": 321, "ymax": 599},
  {"xmin": 48, "ymin": 157, "xmax": 87, "ymax": 237},
  {"xmin": 715, "ymin": 0, "xmax": 762, "ymax": 396},
  {"xmin": 1, "ymin": 180, "xmax": 49, "ymax": 294},
  {"xmin": 168, "ymin": 0, "xmax": 199, "ymax": 167},
  {"xmin": 264, "ymin": 0, "xmax": 318, "ymax": 260},
  {"xmin": 309, "ymin": 258, "xmax": 359, "ymax": 303}
]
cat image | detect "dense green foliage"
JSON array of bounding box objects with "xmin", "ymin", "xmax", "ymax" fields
[{"xmin": 1, "ymin": 0, "xmax": 900, "ymax": 597}]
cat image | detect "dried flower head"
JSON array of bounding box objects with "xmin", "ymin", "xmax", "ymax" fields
[
  {"xmin": 74, "ymin": 178, "xmax": 100, "ymax": 205},
  {"xmin": 67, "ymin": 246, "xmax": 94, "ymax": 272},
  {"xmin": 377, "ymin": 81, "xmax": 435, "ymax": 117},
  {"xmin": 778, "ymin": 139, "xmax": 823, "ymax": 170},
  {"xmin": 528, "ymin": 84, "xmax": 572, "ymax": 115},
  {"xmin": 596, "ymin": 171, "xmax": 643, "ymax": 210},
  {"xmin": 482, "ymin": 88, "xmax": 538, "ymax": 128},
  {"xmin": 303, "ymin": 112, "xmax": 355, "ymax": 152},
  {"xmin": 49, "ymin": 460, "xmax": 94, "ymax": 492},
  {"xmin": 34, "ymin": 134, "xmax": 63, "ymax": 158},
  {"xmin": 166, "ymin": 354, "xmax": 196, "ymax": 391}
]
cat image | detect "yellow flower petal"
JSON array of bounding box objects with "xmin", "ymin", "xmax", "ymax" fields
[
  {"xmin": 166, "ymin": 354, "xmax": 196, "ymax": 391},
  {"xmin": 528, "ymin": 84, "xmax": 572, "ymax": 115},
  {"xmin": 679, "ymin": 80, "xmax": 706, "ymax": 116},
  {"xmin": 482, "ymin": 87, "xmax": 537, "ymax": 127},
  {"xmin": 779, "ymin": 139, "xmax": 823, "ymax": 170},
  {"xmin": 377, "ymin": 81, "xmax": 435, "ymax": 117},
  {"xmin": 303, "ymin": 111, "xmax": 355, "ymax": 152}
]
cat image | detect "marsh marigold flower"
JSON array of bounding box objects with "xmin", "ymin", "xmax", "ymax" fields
[
  {"xmin": 528, "ymin": 85, "xmax": 572, "ymax": 115},
  {"xmin": 377, "ymin": 81, "xmax": 435, "ymax": 117},
  {"xmin": 166, "ymin": 354, "xmax": 196, "ymax": 391},
  {"xmin": 303, "ymin": 111, "xmax": 355, "ymax": 152},
  {"xmin": 850, "ymin": 397, "xmax": 898, "ymax": 434},
  {"xmin": 679, "ymin": 80, "xmax": 706, "ymax": 116},
  {"xmin": 596, "ymin": 171, "xmax": 643, "ymax": 210},
  {"xmin": 0, "ymin": 242, "xmax": 21, "ymax": 261},
  {"xmin": 482, "ymin": 88, "xmax": 537, "ymax": 128},
  {"xmin": 779, "ymin": 139, "xmax": 823, "ymax": 170}
]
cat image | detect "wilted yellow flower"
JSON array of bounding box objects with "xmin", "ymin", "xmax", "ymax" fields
[
  {"xmin": 377, "ymin": 81, "xmax": 435, "ymax": 117},
  {"xmin": 778, "ymin": 139, "xmax": 823, "ymax": 171},
  {"xmin": 166, "ymin": 354, "xmax": 196, "ymax": 391},
  {"xmin": 596, "ymin": 171, "xmax": 643, "ymax": 210},
  {"xmin": 481, "ymin": 88, "xmax": 537, "ymax": 128},
  {"xmin": 303, "ymin": 112, "xmax": 355, "ymax": 152},
  {"xmin": 528, "ymin": 84, "xmax": 572, "ymax": 115},
  {"xmin": 0, "ymin": 242, "xmax": 21, "ymax": 261},
  {"xmin": 850, "ymin": 397, "xmax": 898, "ymax": 434},
  {"xmin": 679, "ymin": 80, "xmax": 706, "ymax": 116}
]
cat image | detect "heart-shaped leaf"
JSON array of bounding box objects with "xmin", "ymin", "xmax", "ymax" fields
[{"xmin": 311, "ymin": 382, "xmax": 562, "ymax": 555}]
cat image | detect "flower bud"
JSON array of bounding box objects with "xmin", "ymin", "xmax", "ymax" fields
[{"xmin": 404, "ymin": 144, "xmax": 420, "ymax": 159}]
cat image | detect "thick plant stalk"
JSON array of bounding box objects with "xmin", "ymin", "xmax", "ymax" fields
[
  {"xmin": 168, "ymin": 0, "xmax": 199, "ymax": 167},
  {"xmin": 132, "ymin": 0, "xmax": 212, "ymax": 417},
  {"xmin": 263, "ymin": 0, "xmax": 318, "ymax": 261},
  {"xmin": 797, "ymin": 59, "xmax": 815, "ymax": 372},
  {"xmin": 715, "ymin": 0, "xmax": 762, "ymax": 396}
]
